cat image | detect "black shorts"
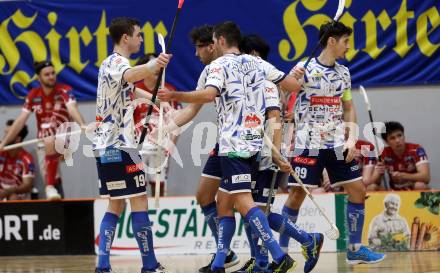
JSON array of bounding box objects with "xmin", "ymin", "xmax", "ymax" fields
[
  {"xmin": 288, "ymin": 147, "xmax": 362, "ymax": 188},
  {"xmin": 96, "ymin": 147, "xmax": 147, "ymax": 199}
]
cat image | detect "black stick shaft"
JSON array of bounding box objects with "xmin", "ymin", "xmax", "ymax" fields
[
  {"xmin": 303, "ymin": 35, "xmax": 326, "ymax": 69},
  {"xmin": 138, "ymin": 7, "xmax": 182, "ymax": 145},
  {"xmin": 367, "ymin": 109, "xmax": 390, "ymax": 190}
]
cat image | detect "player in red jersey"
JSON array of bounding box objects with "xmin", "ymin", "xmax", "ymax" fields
[
  {"xmin": 376, "ymin": 121, "xmax": 430, "ymax": 190},
  {"xmin": 133, "ymin": 53, "xmax": 182, "ymax": 197},
  {"xmin": 0, "ymin": 120, "xmax": 34, "ymax": 200},
  {"xmin": 0, "ymin": 61, "xmax": 86, "ymax": 200}
]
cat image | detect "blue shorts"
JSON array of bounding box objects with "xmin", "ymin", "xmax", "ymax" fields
[
  {"xmin": 96, "ymin": 147, "xmax": 147, "ymax": 199},
  {"xmin": 201, "ymin": 143, "xmax": 222, "ymax": 180},
  {"xmin": 252, "ymin": 169, "xmax": 283, "ymax": 206},
  {"xmin": 219, "ymin": 155, "xmax": 259, "ymax": 194},
  {"xmin": 288, "ymin": 147, "xmax": 361, "ymax": 188}
]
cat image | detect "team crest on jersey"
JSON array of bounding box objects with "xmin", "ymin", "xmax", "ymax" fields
[
  {"xmin": 244, "ymin": 114, "xmax": 261, "ymax": 128},
  {"xmin": 311, "ymin": 72, "xmax": 324, "ymax": 82}
]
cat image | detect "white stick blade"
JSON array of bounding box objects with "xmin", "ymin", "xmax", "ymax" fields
[
  {"xmin": 157, "ymin": 33, "xmax": 166, "ymax": 53},
  {"xmin": 334, "ymin": 0, "xmax": 345, "ymax": 21}
]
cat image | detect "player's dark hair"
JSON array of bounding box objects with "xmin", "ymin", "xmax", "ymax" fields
[
  {"xmin": 319, "ymin": 21, "xmax": 353, "ymax": 47},
  {"xmin": 381, "ymin": 121, "xmax": 405, "ymax": 141},
  {"xmin": 213, "ymin": 21, "xmax": 241, "ymax": 47},
  {"xmin": 239, "ymin": 34, "xmax": 270, "ymax": 60},
  {"xmin": 6, "ymin": 119, "xmax": 28, "ymax": 141},
  {"xmin": 189, "ymin": 24, "xmax": 214, "ymax": 45},
  {"xmin": 34, "ymin": 61, "xmax": 54, "ymax": 74},
  {"xmin": 136, "ymin": 53, "xmax": 158, "ymax": 65},
  {"xmin": 109, "ymin": 17, "xmax": 141, "ymax": 44}
]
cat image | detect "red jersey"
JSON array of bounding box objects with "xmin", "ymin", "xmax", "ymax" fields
[
  {"xmin": 382, "ymin": 143, "xmax": 429, "ymax": 189},
  {"xmin": 23, "ymin": 83, "xmax": 76, "ymax": 138},
  {"xmin": 355, "ymin": 139, "xmax": 376, "ymax": 171},
  {"xmin": 0, "ymin": 149, "xmax": 35, "ymax": 190},
  {"xmin": 133, "ymin": 82, "xmax": 182, "ymax": 134}
]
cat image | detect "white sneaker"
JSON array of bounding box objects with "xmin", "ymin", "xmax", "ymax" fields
[{"xmin": 45, "ymin": 186, "xmax": 61, "ymax": 200}]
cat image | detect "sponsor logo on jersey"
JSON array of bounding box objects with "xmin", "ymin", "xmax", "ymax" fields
[
  {"xmin": 126, "ymin": 163, "xmax": 143, "ymax": 174},
  {"xmin": 293, "ymin": 156, "xmax": 317, "ymax": 166},
  {"xmin": 265, "ymin": 86, "xmax": 275, "ymax": 94},
  {"xmin": 32, "ymin": 97, "xmax": 42, "ymax": 103},
  {"xmin": 244, "ymin": 114, "xmax": 261, "ymax": 128},
  {"xmin": 310, "ymin": 96, "xmax": 340, "ymax": 106},
  {"xmin": 210, "ymin": 67, "xmax": 221, "ymax": 74}
]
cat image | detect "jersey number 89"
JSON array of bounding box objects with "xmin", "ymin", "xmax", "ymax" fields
[{"xmin": 294, "ymin": 167, "xmax": 307, "ymax": 179}]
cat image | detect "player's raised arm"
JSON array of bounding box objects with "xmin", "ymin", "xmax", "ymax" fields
[
  {"xmin": 0, "ymin": 111, "xmax": 30, "ymax": 151},
  {"xmin": 157, "ymin": 87, "xmax": 218, "ymax": 104}
]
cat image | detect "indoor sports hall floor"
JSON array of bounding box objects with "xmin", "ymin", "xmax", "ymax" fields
[{"xmin": 1, "ymin": 252, "xmax": 439, "ymax": 273}]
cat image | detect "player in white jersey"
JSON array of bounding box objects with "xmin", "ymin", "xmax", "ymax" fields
[
  {"xmin": 159, "ymin": 24, "xmax": 240, "ymax": 272},
  {"xmin": 159, "ymin": 21, "xmax": 302, "ymax": 273},
  {"xmin": 281, "ymin": 21, "xmax": 385, "ymax": 265},
  {"xmin": 228, "ymin": 34, "xmax": 322, "ymax": 273},
  {"xmin": 93, "ymin": 17, "xmax": 171, "ymax": 273}
]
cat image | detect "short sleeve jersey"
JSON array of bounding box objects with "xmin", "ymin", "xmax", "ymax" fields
[
  {"xmin": 23, "ymin": 83, "xmax": 76, "ymax": 138},
  {"xmin": 94, "ymin": 53, "xmax": 136, "ymax": 149},
  {"xmin": 204, "ymin": 54, "xmax": 285, "ymax": 154},
  {"xmin": 259, "ymin": 81, "xmax": 282, "ymax": 170},
  {"xmin": 293, "ymin": 58, "xmax": 351, "ymax": 149},
  {"xmin": 0, "ymin": 149, "xmax": 35, "ymax": 189}
]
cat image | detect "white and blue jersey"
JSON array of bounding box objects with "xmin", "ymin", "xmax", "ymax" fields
[
  {"xmin": 294, "ymin": 58, "xmax": 351, "ymax": 150},
  {"xmin": 205, "ymin": 54, "xmax": 285, "ymax": 155},
  {"xmin": 94, "ymin": 53, "xmax": 137, "ymax": 150}
]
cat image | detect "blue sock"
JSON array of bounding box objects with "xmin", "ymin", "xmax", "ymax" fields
[
  {"xmin": 97, "ymin": 212, "xmax": 119, "ymax": 269},
  {"xmin": 251, "ymin": 227, "xmax": 269, "ymax": 268},
  {"xmin": 211, "ymin": 216, "xmax": 235, "ymax": 270},
  {"xmin": 243, "ymin": 218, "xmax": 256, "ymax": 258},
  {"xmin": 268, "ymin": 212, "xmax": 311, "ymax": 245},
  {"xmin": 201, "ymin": 202, "xmax": 219, "ymax": 245},
  {"xmin": 245, "ymin": 207, "xmax": 285, "ymax": 264},
  {"xmin": 245, "ymin": 218, "xmax": 269, "ymax": 267},
  {"xmin": 347, "ymin": 201, "xmax": 364, "ymax": 251},
  {"xmin": 279, "ymin": 206, "xmax": 299, "ymax": 252},
  {"xmin": 131, "ymin": 212, "xmax": 158, "ymax": 271}
]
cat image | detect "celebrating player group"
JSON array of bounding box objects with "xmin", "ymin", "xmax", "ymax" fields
[{"xmin": 90, "ymin": 12, "xmax": 386, "ymax": 273}]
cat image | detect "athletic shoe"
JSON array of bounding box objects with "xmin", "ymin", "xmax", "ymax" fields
[
  {"xmin": 346, "ymin": 246, "xmax": 386, "ymax": 265},
  {"xmin": 199, "ymin": 251, "xmax": 239, "ymax": 273},
  {"xmin": 301, "ymin": 233, "xmax": 324, "ymax": 273},
  {"xmin": 232, "ymin": 258, "xmax": 255, "ymax": 273},
  {"xmin": 45, "ymin": 185, "xmax": 61, "ymax": 200},
  {"xmin": 270, "ymin": 255, "xmax": 297, "ymax": 273},
  {"xmin": 94, "ymin": 268, "xmax": 111, "ymax": 273},
  {"xmin": 225, "ymin": 250, "xmax": 240, "ymax": 268},
  {"xmin": 141, "ymin": 263, "xmax": 170, "ymax": 273}
]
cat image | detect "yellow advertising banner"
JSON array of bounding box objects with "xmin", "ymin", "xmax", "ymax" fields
[{"xmin": 363, "ymin": 191, "xmax": 440, "ymax": 251}]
